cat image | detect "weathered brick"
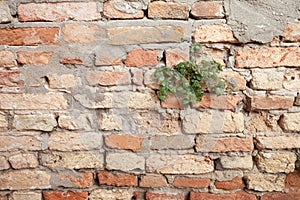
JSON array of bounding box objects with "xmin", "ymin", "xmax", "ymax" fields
[
  {"xmin": 131, "ymin": 68, "xmax": 143, "ymax": 85},
  {"xmin": 236, "ymin": 47, "xmax": 300, "ymax": 68},
  {"xmin": 48, "ymin": 132, "xmax": 103, "ymax": 151},
  {"xmin": 283, "ymin": 69, "xmax": 300, "ymax": 90},
  {"xmin": 17, "ymin": 51, "xmax": 52, "ymax": 65},
  {"xmin": 148, "ymin": 1, "xmax": 189, "ymax": 19},
  {"xmin": 191, "ymin": 1, "xmax": 224, "ymax": 19},
  {"xmin": 0, "ymin": 156, "xmax": 9, "ymax": 170},
  {"xmin": 8, "ymin": 153, "xmax": 38, "ymax": 169},
  {"xmin": 194, "ymin": 24, "xmax": 237, "ymax": 43},
  {"xmin": 196, "ymin": 136, "xmax": 253, "ymax": 153},
  {"xmin": 98, "ymin": 171, "xmax": 137, "ymax": 187},
  {"xmin": 0, "ymin": 27, "xmax": 59, "ymax": 46},
  {"xmin": 0, "ymin": 93, "xmax": 68, "ymax": 110},
  {"xmin": 125, "ymin": 48, "xmax": 158, "ymax": 67},
  {"xmin": 182, "ymin": 110, "xmax": 244, "ymax": 134},
  {"xmin": 0, "ymin": 2, "xmax": 12, "ymax": 23},
  {"xmin": 18, "ymin": 2, "xmax": 101, "ymax": 22},
  {"xmin": 44, "ymin": 191, "xmax": 88, "ymax": 200},
  {"xmin": 108, "ymin": 26, "xmax": 184, "ymax": 45},
  {"xmin": 52, "ymin": 172, "xmax": 93, "ymax": 188},
  {"xmin": 106, "ymin": 152, "xmax": 145, "ymax": 172},
  {"xmin": 261, "ymin": 191, "xmax": 300, "ymax": 200},
  {"xmin": 193, "ymin": 95, "xmax": 243, "ymax": 110},
  {"xmin": 140, "ymin": 174, "xmax": 168, "ymax": 188},
  {"xmin": 86, "ymin": 71, "xmax": 131, "ymax": 86},
  {"xmin": 256, "ymin": 152, "xmax": 297, "ymax": 173},
  {"xmin": 89, "ymin": 189, "xmax": 133, "ymax": 200},
  {"xmin": 144, "ymin": 69, "xmax": 159, "ymax": 89},
  {"xmin": 248, "ymin": 112, "xmax": 280, "ymax": 133},
  {"xmin": 250, "ymin": 69, "xmax": 284, "ymax": 90},
  {"xmin": 146, "ymin": 192, "xmax": 184, "ymax": 200},
  {"xmin": 245, "ymin": 173, "xmax": 285, "ymax": 192},
  {"xmin": 13, "ymin": 114, "xmax": 57, "ymax": 131},
  {"xmin": 246, "ymin": 95, "xmax": 294, "ymax": 111},
  {"xmin": 165, "ymin": 48, "xmax": 189, "ymax": 67},
  {"xmin": 160, "ymin": 95, "xmax": 185, "ymax": 109},
  {"xmin": 0, "ymin": 113, "xmax": 7, "ymax": 132},
  {"xmin": 105, "ymin": 134, "xmax": 145, "ymax": 151},
  {"xmin": 220, "ymin": 71, "xmax": 247, "ymax": 91},
  {"xmin": 190, "ymin": 191, "xmax": 256, "ymax": 200},
  {"xmin": 48, "ymin": 74, "xmax": 75, "ymax": 89},
  {"xmin": 58, "ymin": 113, "xmax": 94, "ymax": 131},
  {"xmin": 284, "ymin": 22, "xmax": 300, "ymax": 42},
  {"xmin": 63, "ymin": 24, "xmax": 99, "ymax": 43},
  {"xmin": 41, "ymin": 152, "xmax": 104, "ymax": 170},
  {"xmin": 150, "ymin": 135, "xmax": 194, "ymax": 150},
  {"xmin": 95, "ymin": 46, "xmax": 124, "ymax": 66},
  {"xmin": 0, "ymin": 71, "xmax": 23, "ymax": 87},
  {"xmin": 285, "ymin": 171, "xmax": 300, "ymax": 189},
  {"xmin": 0, "ymin": 50, "xmax": 17, "ymax": 68},
  {"xmin": 256, "ymin": 135, "xmax": 300, "ymax": 149},
  {"xmin": 173, "ymin": 177, "xmax": 210, "ymax": 188},
  {"xmin": 0, "ymin": 134, "xmax": 43, "ymax": 152},
  {"xmin": 104, "ymin": 0, "xmax": 144, "ymax": 19},
  {"xmin": 60, "ymin": 57, "xmax": 83, "ymax": 65},
  {"xmin": 0, "ymin": 170, "xmax": 51, "ymax": 190},
  {"xmin": 220, "ymin": 155, "xmax": 253, "ymax": 170},
  {"xmin": 99, "ymin": 113, "xmax": 122, "ymax": 131},
  {"xmin": 12, "ymin": 191, "xmax": 41, "ymax": 200},
  {"xmin": 214, "ymin": 177, "xmax": 243, "ymax": 190},
  {"xmin": 146, "ymin": 154, "xmax": 214, "ymax": 174},
  {"xmin": 279, "ymin": 113, "xmax": 300, "ymax": 132}
]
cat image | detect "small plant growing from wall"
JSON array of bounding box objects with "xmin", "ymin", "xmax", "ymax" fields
[{"xmin": 154, "ymin": 43, "xmax": 225, "ymax": 106}]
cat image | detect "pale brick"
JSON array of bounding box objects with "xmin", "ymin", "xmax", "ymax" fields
[
  {"xmin": 0, "ymin": 170, "xmax": 51, "ymax": 190},
  {"xmin": 191, "ymin": 1, "xmax": 224, "ymax": 19},
  {"xmin": 220, "ymin": 155, "xmax": 253, "ymax": 170},
  {"xmin": 131, "ymin": 68, "xmax": 143, "ymax": 85},
  {"xmin": 248, "ymin": 112, "xmax": 280, "ymax": 133},
  {"xmin": 284, "ymin": 22, "xmax": 300, "ymax": 42},
  {"xmin": 190, "ymin": 191, "xmax": 256, "ymax": 200},
  {"xmin": 165, "ymin": 48, "xmax": 189, "ymax": 67},
  {"xmin": 0, "ymin": 134, "xmax": 43, "ymax": 152},
  {"xmin": 0, "ymin": 27, "xmax": 59, "ymax": 46},
  {"xmin": 193, "ymin": 95, "xmax": 243, "ymax": 110},
  {"xmin": 108, "ymin": 26, "xmax": 184, "ymax": 45},
  {"xmin": 0, "ymin": 93, "xmax": 68, "ymax": 110},
  {"xmin": 196, "ymin": 136, "xmax": 254, "ymax": 153},
  {"xmin": 8, "ymin": 153, "xmax": 38, "ymax": 169},
  {"xmin": 0, "ymin": 71, "xmax": 23, "ymax": 87},
  {"xmin": 246, "ymin": 95, "xmax": 294, "ymax": 111},
  {"xmin": 17, "ymin": 51, "xmax": 52, "ymax": 65},
  {"xmin": 0, "ymin": 50, "xmax": 17, "ymax": 68},
  {"xmin": 105, "ymin": 134, "xmax": 145, "ymax": 151},
  {"xmin": 95, "ymin": 47, "xmax": 124, "ymax": 66},
  {"xmin": 89, "ymin": 189, "xmax": 133, "ymax": 200},
  {"xmin": 48, "ymin": 132, "xmax": 103, "ymax": 151},
  {"xmin": 150, "ymin": 135, "xmax": 194, "ymax": 150},
  {"xmin": 48, "ymin": 74, "xmax": 75, "ymax": 89},
  {"xmin": 144, "ymin": 69, "xmax": 159, "ymax": 89},
  {"xmin": 200, "ymin": 47, "xmax": 226, "ymax": 66},
  {"xmin": 12, "ymin": 191, "xmax": 41, "ymax": 200},
  {"xmin": 41, "ymin": 152, "xmax": 104, "ymax": 169},
  {"xmin": 279, "ymin": 113, "xmax": 300, "ymax": 132},
  {"xmin": 256, "ymin": 151, "xmax": 296, "ymax": 173},
  {"xmin": 44, "ymin": 191, "xmax": 88, "ymax": 200},
  {"xmin": 13, "ymin": 114, "xmax": 57, "ymax": 131},
  {"xmin": 104, "ymin": 0, "xmax": 144, "ymax": 19},
  {"xmin": 106, "ymin": 152, "xmax": 145, "ymax": 172},
  {"xmin": 148, "ymin": 1, "xmax": 189, "ymax": 19},
  {"xmin": 182, "ymin": 110, "xmax": 244, "ymax": 134},
  {"xmin": 146, "ymin": 192, "xmax": 184, "ymax": 200},
  {"xmin": 283, "ymin": 69, "xmax": 300, "ymax": 90},
  {"xmin": 194, "ymin": 24, "xmax": 237, "ymax": 43},
  {"xmin": 0, "ymin": 156, "xmax": 9, "ymax": 170},
  {"xmin": 245, "ymin": 173, "xmax": 285, "ymax": 192},
  {"xmin": 220, "ymin": 71, "xmax": 246, "ymax": 91},
  {"xmin": 58, "ymin": 113, "xmax": 94, "ymax": 130},
  {"xmin": 99, "ymin": 113, "xmax": 123, "ymax": 131},
  {"xmin": 251, "ymin": 69, "xmax": 284, "ymax": 90},
  {"xmin": 256, "ymin": 135, "xmax": 300, "ymax": 149},
  {"xmin": 125, "ymin": 48, "xmax": 158, "ymax": 67},
  {"xmin": 51, "ymin": 171, "xmax": 93, "ymax": 188},
  {"xmin": 63, "ymin": 24, "xmax": 99, "ymax": 43},
  {"xmin": 0, "ymin": 113, "xmax": 7, "ymax": 131},
  {"xmin": 146, "ymin": 154, "xmax": 214, "ymax": 174},
  {"xmin": 236, "ymin": 47, "xmax": 300, "ymax": 68},
  {"xmin": 86, "ymin": 71, "xmax": 131, "ymax": 86},
  {"xmin": 18, "ymin": 2, "xmax": 101, "ymax": 22},
  {"xmin": 0, "ymin": 2, "xmax": 12, "ymax": 23},
  {"xmin": 140, "ymin": 174, "xmax": 168, "ymax": 188}
]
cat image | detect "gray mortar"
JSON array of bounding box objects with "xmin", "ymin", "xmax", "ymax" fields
[{"xmin": 224, "ymin": 0, "xmax": 300, "ymax": 43}]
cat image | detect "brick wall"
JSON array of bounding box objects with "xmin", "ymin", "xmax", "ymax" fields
[{"xmin": 0, "ymin": 0, "xmax": 299, "ymax": 200}]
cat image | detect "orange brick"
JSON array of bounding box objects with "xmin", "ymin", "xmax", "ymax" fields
[
  {"xmin": 105, "ymin": 134, "xmax": 144, "ymax": 151},
  {"xmin": 165, "ymin": 48, "xmax": 189, "ymax": 67},
  {"xmin": 43, "ymin": 191, "xmax": 88, "ymax": 200},
  {"xmin": 0, "ymin": 50, "xmax": 17, "ymax": 68},
  {"xmin": 140, "ymin": 174, "xmax": 168, "ymax": 188},
  {"xmin": 0, "ymin": 71, "xmax": 23, "ymax": 87},
  {"xmin": 54, "ymin": 172, "xmax": 93, "ymax": 188},
  {"xmin": 98, "ymin": 171, "xmax": 137, "ymax": 187},
  {"xmin": 17, "ymin": 51, "xmax": 52, "ymax": 65},
  {"xmin": 214, "ymin": 177, "xmax": 243, "ymax": 190},
  {"xmin": 104, "ymin": 0, "xmax": 144, "ymax": 19},
  {"xmin": 125, "ymin": 48, "xmax": 158, "ymax": 67},
  {"xmin": 261, "ymin": 191, "xmax": 300, "ymax": 200},
  {"xmin": 285, "ymin": 171, "xmax": 300, "ymax": 189},
  {"xmin": 193, "ymin": 95, "xmax": 243, "ymax": 110},
  {"xmin": 246, "ymin": 95, "xmax": 294, "ymax": 111},
  {"xmin": 191, "ymin": 1, "xmax": 224, "ymax": 19},
  {"xmin": 284, "ymin": 22, "xmax": 300, "ymax": 42},
  {"xmin": 86, "ymin": 71, "xmax": 131, "ymax": 86},
  {"xmin": 194, "ymin": 24, "xmax": 237, "ymax": 43},
  {"xmin": 60, "ymin": 57, "xmax": 83, "ymax": 65},
  {"xmin": 148, "ymin": 1, "xmax": 189, "ymax": 19},
  {"xmin": 173, "ymin": 177, "xmax": 210, "ymax": 188},
  {"xmin": 161, "ymin": 95, "xmax": 184, "ymax": 109},
  {"xmin": 146, "ymin": 192, "xmax": 184, "ymax": 200},
  {"xmin": 190, "ymin": 191, "xmax": 256, "ymax": 200}
]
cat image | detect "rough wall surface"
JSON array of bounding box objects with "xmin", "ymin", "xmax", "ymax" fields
[{"xmin": 0, "ymin": 0, "xmax": 299, "ymax": 200}]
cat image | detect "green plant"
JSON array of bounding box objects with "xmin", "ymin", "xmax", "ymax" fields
[{"xmin": 154, "ymin": 43, "xmax": 225, "ymax": 106}]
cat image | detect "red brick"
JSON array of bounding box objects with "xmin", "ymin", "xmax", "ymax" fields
[
  {"xmin": 86, "ymin": 71, "xmax": 131, "ymax": 86},
  {"xmin": 161, "ymin": 95, "xmax": 184, "ymax": 109},
  {"xmin": 43, "ymin": 191, "xmax": 88, "ymax": 200},
  {"xmin": 193, "ymin": 95, "xmax": 243, "ymax": 110},
  {"xmin": 214, "ymin": 177, "xmax": 243, "ymax": 190},
  {"xmin": 60, "ymin": 57, "xmax": 83, "ymax": 65},
  {"xmin": 104, "ymin": 0, "xmax": 144, "ymax": 19},
  {"xmin": 97, "ymin": 171, "xmax": 137, "ymax": 187},
  {"xmin": 194, "ymin": 24, "xmax": 237, "ymax": 43},
  {"xmin": 140, "ymin": 174, "xmax": 168, "ymax": 188},
  {"xmin": 17, "ymin": 51, "xmax": 52, "ymax": 65},
  {"xmin": 165, "ymin": 48, "xmax": 189, "ymax": 67},
  {"xmin": 125, "ymin": 48, "xmax": 158, "ymax": 67},
  {"xmin": 0, "ymin": 27, "xmax": 59, "ymax": 46},
  {"xmin": 190, "ymin": 191, "xmax": 256, "ymax": 200},
  {"xmin": 54, "ymin": 172, "xmax": 93, "ymax": 188},
  {"xmin": 0, "ymin": 50, "xmax": 17, "ymax": 68},
  {"xmin": 18, "ymin": 2, "xmax": 101, "ymax": 22},
  {"xmin": 246, "ymin": 95, "xmax": 294, "ymax": 111},
  {"xmin": 191, "ymin": 1, "xmax": 224, "ymax": 19},
  {"xmin": 148, "ymin": 1, "xmax": 189, "ymax": 20},
  {"xmin": 284, "ymin": 22, "xmax": 300, "ymax": 42},
  {"xmin": 285, "ymin": 171, "xmax": 300, "ymax": 189},
  {"xmin": 105, "ymin": 134, "xmax": 144, "ymax": 151},
  {"xmin": 173, "ymin": 177, "xmax": 210, "ymax": 188},
  {"xmin": 63, "ymin": 24, "xmax": 99, "ymax": 43},
  {"xmin": 261, "ymin": 191, "xmax": 300, "ymax": 200},
  {"xmin": 236, "ymin": 47, "xmax": 300, "ymax": 68},
  {"xmin": 0, "ymin": 71, "xmax": 23, "ymax": 87},
  {"xmin": 146, "ymin": 192, "xmax": 184, "ymax": 200}
]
